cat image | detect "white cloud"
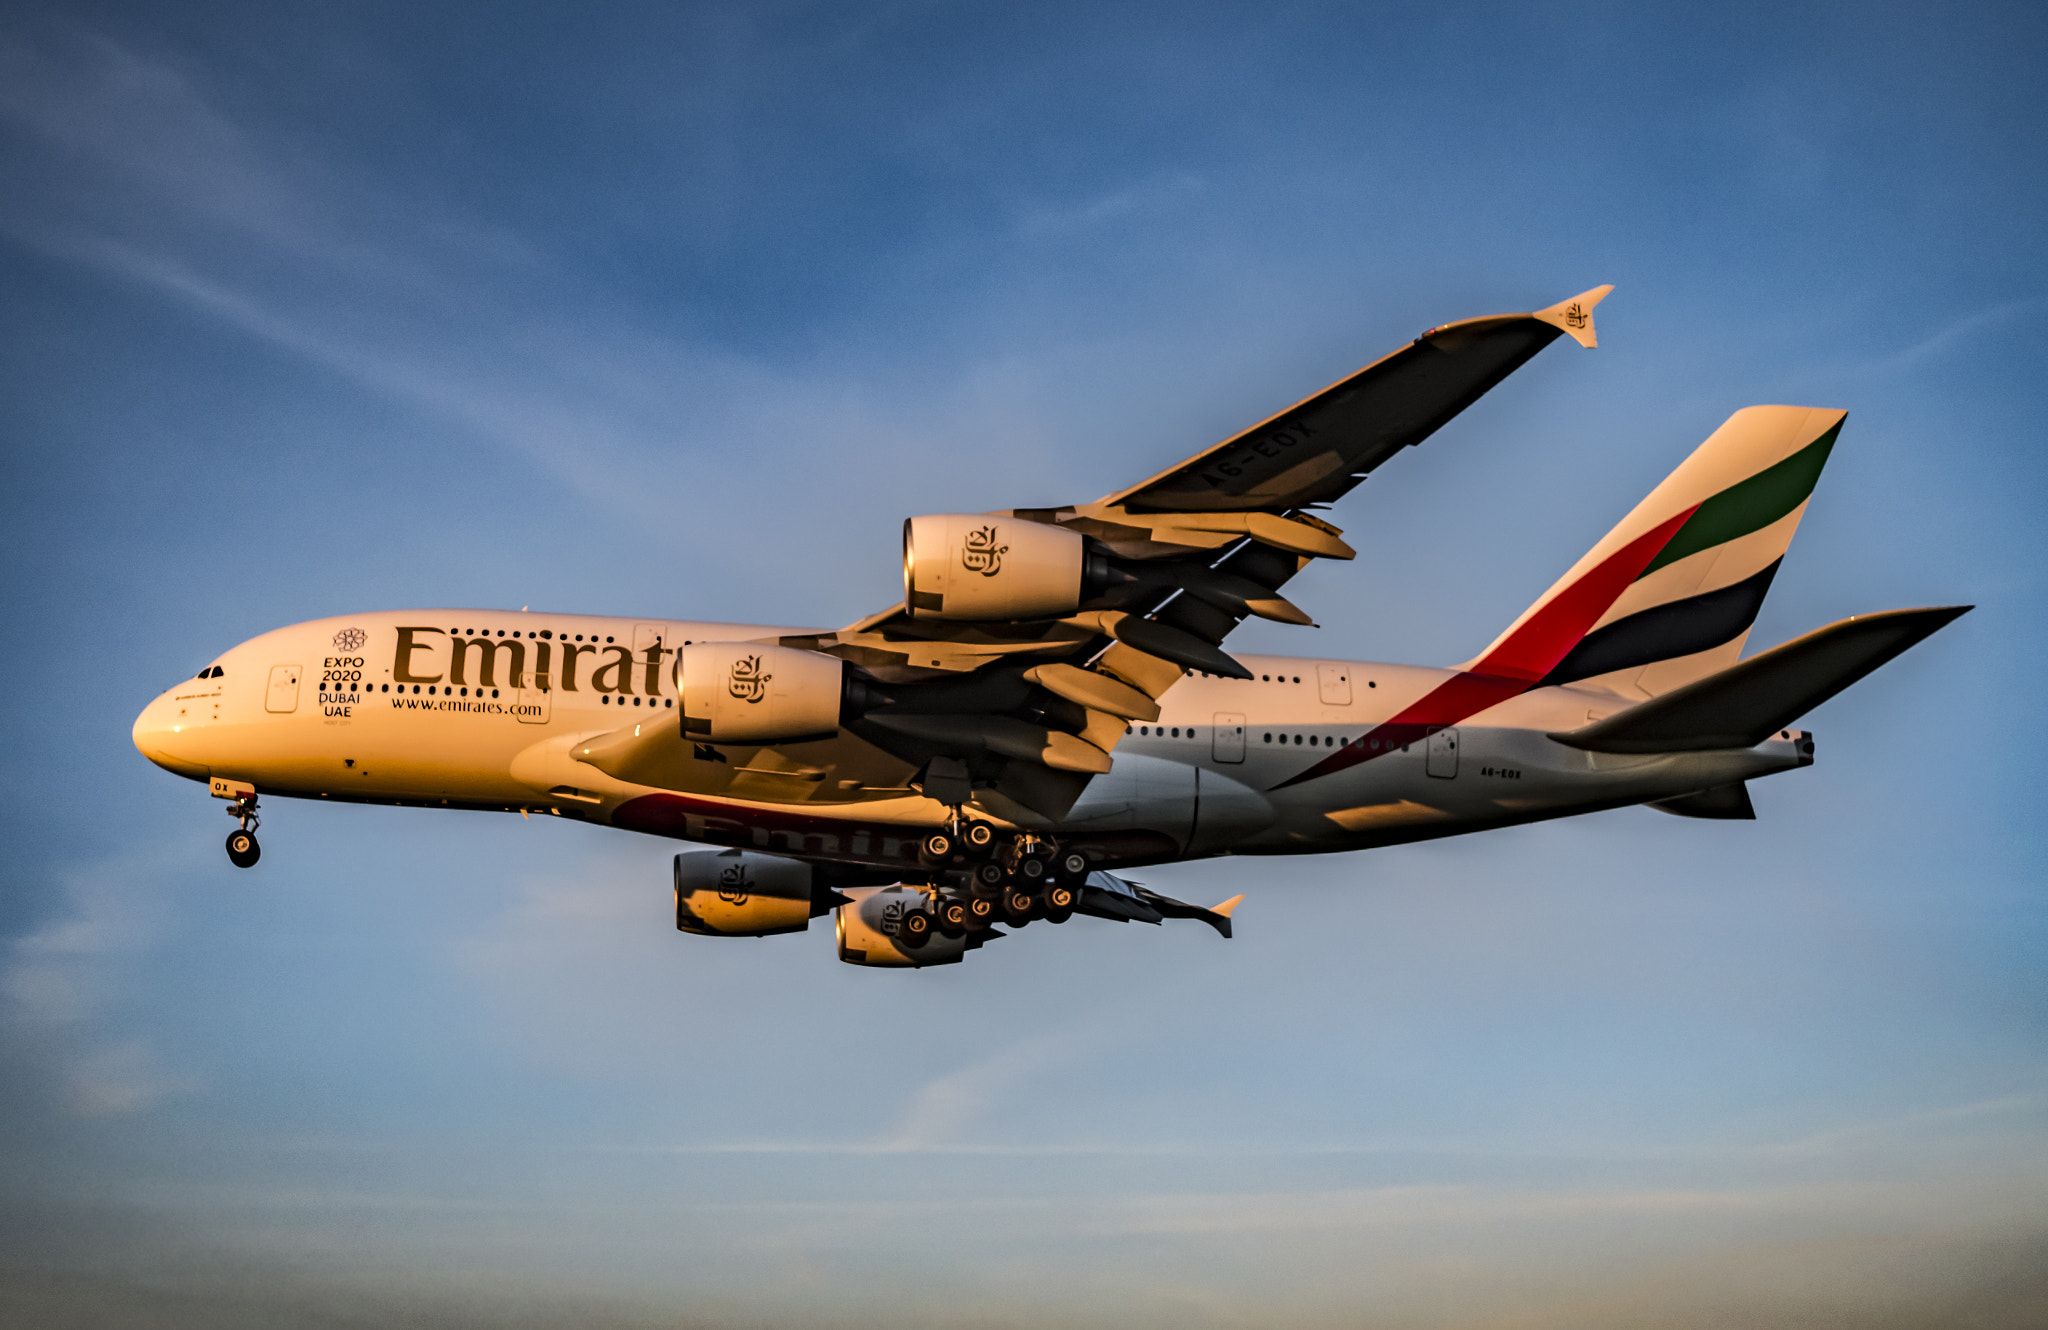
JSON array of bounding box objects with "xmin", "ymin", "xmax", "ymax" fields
[
  {"xmin": 878, "ymin": 1032, "xmax": 1084, "ymax": 1149},
  {"xmin": 4, "ymin": 852, "xmax": 187, "ymax": 1115}
]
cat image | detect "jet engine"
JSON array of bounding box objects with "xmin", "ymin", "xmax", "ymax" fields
[
  {"xmin": 674, "ymin": 849, "xmax": 834, "ymax": 936},
  {"xmin": 677, "ymin": 642, "xmax": 847, "ymax": 743},
  {"xmin": 835, "ymin": 884, "xmax": 978, "ymax": 967},
  {"xmin": 903, "ymin": 514, "xmax": 1106, "ymax": 621}
]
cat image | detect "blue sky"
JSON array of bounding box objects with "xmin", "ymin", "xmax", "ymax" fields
[{"xmin": 2, "ymin": 2, "xmax": 2045, "ymax": 1324}]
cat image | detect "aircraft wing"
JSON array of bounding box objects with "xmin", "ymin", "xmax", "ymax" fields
[
  {"xmin": 1103, "ymin": 285, "xmax": 1613, "ymax": 514},
  {"xmin": 580, "ymin": 289, "xmax": 1610, "ymax": 827},
  {"xmin": 779, "ymin": 287, "xmax": 1612, "ymax": 823}
]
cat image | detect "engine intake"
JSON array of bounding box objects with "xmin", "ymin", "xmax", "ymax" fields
[
  {"xmin": 674, "ymin": 849, "xmax": 831, "ymax": 936},
  {"xmin": 836, "ymin": 885, "xmax": 974, "ymax": 967},
  {"xmin": 904, "ymin": 514, "xmax": 1104, "ymax": 621},
  {"xmin": 677, "ymin": 642, "xmax": 847, "ymax": 743}
]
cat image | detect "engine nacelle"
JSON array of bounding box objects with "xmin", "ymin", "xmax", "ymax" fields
[
  {"xmin": 835, "ymin": 885, "xmax": 972, "ymax": 967},
  {"xmin": 677, "ymin": 642, "xmax": 845, "ymax": 743},
  {"xmin": 674, "ymin": 849, "xmax": 826, "ymax": 936},
  {"xmin": 903, "ymin": 514, "xmax": 1094, "ymax": 621}
]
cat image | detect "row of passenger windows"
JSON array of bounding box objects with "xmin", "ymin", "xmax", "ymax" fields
[
  {"xmin": 1187, "ymin": 670, "xmax": 1379, "ymax": 688},
  {"xmin": 1136, "ymin": 723, "xmax": 1406, "ymax": 753},
  {"xmin": 449, "ymin": 628, "xmax": 617, "ymax": 642},
  {"xmin": 442, "ymin": 629, "xmax": 712, "ymax": 649},
  {"xmin": 1263, "ymin": 733, "xmax": 1406, "ymax": 751},
  {"xmin": 335, "ymin": 682, "xmax": 672, "ymax": 706}
]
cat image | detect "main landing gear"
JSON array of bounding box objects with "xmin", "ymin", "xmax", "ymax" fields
[
  {"xmin": 224, "ymin": 794, "xmax": 261, "ymax": 868},
  {"xmin": 897, "ymin": 815, "xmax": 1091, "ymax": 948}
]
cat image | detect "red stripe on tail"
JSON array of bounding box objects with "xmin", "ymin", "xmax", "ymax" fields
[{"xmin": 1469, "ymin": 506, "xmax": 1697, "ymax": 682}]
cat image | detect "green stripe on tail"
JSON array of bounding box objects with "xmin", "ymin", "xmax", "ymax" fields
[{"xmin": 1637, "ymin": 420, "xmax": 1841, "ymax": 579}]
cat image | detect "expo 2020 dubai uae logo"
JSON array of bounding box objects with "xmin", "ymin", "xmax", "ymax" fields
[{"xmin": 332, "ymin": 627, "xmax": 367, "ymax": 652}]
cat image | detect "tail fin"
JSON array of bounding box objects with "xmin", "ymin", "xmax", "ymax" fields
[{"xmin": 1459, "ymin": 406, "xmax": 1845, "ymax": 698}]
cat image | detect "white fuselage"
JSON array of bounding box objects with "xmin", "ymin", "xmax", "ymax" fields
[{"xmin": 133, "ymin": 610, "xmax": 1812, "ymax": 871}]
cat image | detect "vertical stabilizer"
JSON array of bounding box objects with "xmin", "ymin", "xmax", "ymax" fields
[{"xmin": 1459, "ymin": 406, "xmax": 1845, "ymax": 699}]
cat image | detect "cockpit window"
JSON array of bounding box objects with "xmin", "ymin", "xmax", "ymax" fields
[
  {"xmin": 212, "ymin": 666, "xmax": 225, "ymax": 678},
  {"xmin": 194, "ymin": 665, "xmax": 225, "ymax": 679}
]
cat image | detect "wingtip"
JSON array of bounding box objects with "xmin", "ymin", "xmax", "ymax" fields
[
  {"xmin": 1213, "ymin": 893, "xmax": 1245, "ymax": 917},
  {"xmin": 1534, "ymin": 284, "xmax": 1614, "ymax": 348}
]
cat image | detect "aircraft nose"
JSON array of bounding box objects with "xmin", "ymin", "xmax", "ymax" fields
[{"xmin": 133, "ymin": 692, "xmax": 210, "ymax": 780}]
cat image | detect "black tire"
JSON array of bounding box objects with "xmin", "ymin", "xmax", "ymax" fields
[
  {"xmin": 1002, "ymin": 888, "xmax": 1037, "ymax": 924},
  {"xmin": 225, "ymin": 830, "xmax": 260, "ymax": 869},
  {"xmin": 1057, "ymin": 850, "xmax": 1090, "ymax": 881},
  {"xmin": 1044, "ymin": 882, "xmax": 1076, "ymax": 913},
  {"xmin": 974, "ymin": 860, "xmax": 1006, "ymax": 891},
  {"xmin": 918, "ymin": 831, "xmax": 955, "ymax": 866},
  {"xmin": 1019, "ymin": 856, "xmax": 1047, "ymax": 881},
  {"xmin": 964, "ymin": 822, "xmax": 995, "ymax": 849},
  {"xmin": 966, "ymin": 895, "xmax": 997, "ymax": 927},
  {"xmin": 1045, "ymin": 905, "xmax": 1074, "ymax": 925},
  {"xmin": 899, "ymin": 909, "xmax": 933, "ymax": 948},
  {"xmin": 938, "ymin": 899, "xmax": 969, "ymax": 935}
]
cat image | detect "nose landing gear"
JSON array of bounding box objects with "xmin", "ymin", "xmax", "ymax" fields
[{"xmin": 224, "ymin": 795, "xmax": 261, "ymax": 868}]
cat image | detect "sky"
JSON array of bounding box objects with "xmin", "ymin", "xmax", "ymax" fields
[{"xmin": 2, "ymin": 2, "xmax": 2045, "ymax": 1325}]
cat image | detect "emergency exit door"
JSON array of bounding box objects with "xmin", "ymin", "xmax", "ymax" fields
[
  {"xmin": 1317, "ymin": 663, "xmax": 1352, "ymax": 706},
  {"xmin": 1212, "ymin": 712, "xmax": 1246, "ymax": 763},
  {"xmin": 265, "ymin": 664, "xmax": 301, "ymax": 713},
  {"xmin": 516, "ymin": 672, "xmax": 552, "ymax": 725},
  {"xmin": 633, "ymin": 622, "xmax": 670, "ymax": 702},
  {"xmin": 1425, "ymin": 727, "xmax": 1459, "ymax": 778}
]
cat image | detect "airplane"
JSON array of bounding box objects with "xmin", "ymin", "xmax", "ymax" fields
[{"xmin": 132, "ymin": 287, "xmax": 1968, "ymax": 968}]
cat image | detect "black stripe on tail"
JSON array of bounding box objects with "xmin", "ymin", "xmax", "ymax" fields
[{"xmin": 1541, "ymin": 559, "xmax": 1782, "ymax": 688}]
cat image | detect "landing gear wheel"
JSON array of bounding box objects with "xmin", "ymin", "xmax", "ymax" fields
[
  {"xmin": 974, "ymin": 860, "xmax": 1006, "ymax": 892},
  {"xmin": 899, "ymin": 908, "xmax": 933, "ymax": 948},
  {"xmin": 1018, "ymin": 856, "xmax": 1048, "ymax": 882},
  {"xmin": 1002, "ymin": 887, "xmax": 1037, "ymax": 925},
  {"xmin": 1057, "ymin": 850, "xmax": 1089, "ymax": 881},
  {"xmin": 918, "ymin": 831, "xmax": 956, "ymax": 866},
  {"xmin": 964, "ymin": 822, "xmax": 995, "ymax": 850},
  {"xmin": 225, "ymin": 829, "xmax": 260, "ymax": 868},
  {"xmin": 938, "ymin": 899, "xmax": 969, "ymax": 935},
  {"xmin": 966, "ymin": 895, "xmax": 997, "ymax": 928},
  {"xmin": 1043, "ymin": 880, "xmax": 1076, "ymax": 924}
]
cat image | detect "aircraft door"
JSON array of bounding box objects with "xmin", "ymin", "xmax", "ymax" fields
[
  {"xmin": 633, "ymin": 622, "xmax": 671, "ymax": 702},
  {"xmin": 1426, "ymin": 727, "xmax": 1459, "ymax": 779},
  {"xmin": 1317, "ymin": 664, "xmax": 1352, "ymax": 706},
  {"xmin": 1212, "ymin": 712, "xmax": 1246, "ymax": 763},
  {"xmin": 517, "ymin": 671, "xmax": 552, "ymax": 725},
  {"xmin": 265, "ymin": 664, "xmax": 301, "ymax": 713}
]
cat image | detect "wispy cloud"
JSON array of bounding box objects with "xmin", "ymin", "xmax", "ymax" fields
[
  {"xmin": 877, "ymin": 1032, "xmax": 1083, "ymax": 1148},
  {"xmin": 1853, "ymin": 296, "xmax": 2044, "ymax": 377},
  {"xmin": 3, "ymin": 852, "xmax": 188, "ymax": 1116},
  {"xmin": 1017, "ymin": 170, "xmax": 1208, "ymax": 237},
  {"xmin": 0, "ymin": 21, "xmax": 1126, "ymax": 598}
]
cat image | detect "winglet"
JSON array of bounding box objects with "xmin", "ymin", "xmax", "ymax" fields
[
  {"xmin": 1533, "ymin": 285, "xmax": 1614, "ymax": 348},
  {"xmin": 1202, "ymin": 893, "xmax": 1245, "ymax": 940}
]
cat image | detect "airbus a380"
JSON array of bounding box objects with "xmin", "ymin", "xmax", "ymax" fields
[{"xmin": 133, "ymin": 288, "xmax": 1967, "ymax": 968}]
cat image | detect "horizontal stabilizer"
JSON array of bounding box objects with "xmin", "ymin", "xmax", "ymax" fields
[
  {"xmin": 1649, "ymin": 782, "xmax": 1755, "ymax": 820},
  {"xmin": 1074, "ymin": 873, "xmax": 1239, "ymax": 938},
  {"xmin": 1552, "ymin": 605, "xmax": 1970, "ymax": 754}
]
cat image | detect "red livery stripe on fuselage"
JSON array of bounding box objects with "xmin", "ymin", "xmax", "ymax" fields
[{"xmin": 1270, "ymin": 506, "xmax": 1697, "ymax": 791}]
